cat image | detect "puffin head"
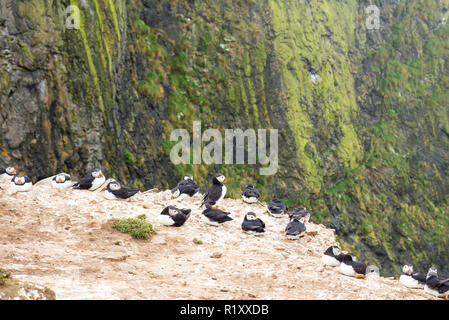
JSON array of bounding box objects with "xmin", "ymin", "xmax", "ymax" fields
[
  {"xmin": 55, "ymin": 174, "xmax": 68, "ymax": 183},
  {"xmin": 184, "ymin": 174, "xmax": 193, "ymax": 181},
  {"xmin": 168, "ymin": 207, "xmax": 179, "ymax": 216},
  {"xmin": 245, "ymin": 212, "xmax": 257, "ymax": 221},
  {"xmin": 6, "ymin": 167, "xmax": 16, "ymax": 175},
  {"xmin": 14, "ymin": 176, "xmax": 26, "ymax": 185},
  {"xmin": 402, "ymin": 264, "xmax": 413, "ymax": 275},
  {"xmin": 92, "ymin": 169, "xmax": 104, "ymax": 179},
  {"xmin": 427, "ymin": 266, "xmax": 438, "ymax": 279},
  {"xmin": 331, "ymin": 246, "xmax": 341, "ymax": 257},
  {"xmin": 213, "ymin": 173, "xmax": 227, "ymax": 184},
  {"xmin": 108, "ymin": 181, "xmax": 121, "ymax": 191}
]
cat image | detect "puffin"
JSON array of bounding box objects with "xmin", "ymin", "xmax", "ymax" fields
[
  {"xmin": 201, "ymin": 204, "xmax": 233, "ymax": 226},
  {"xmin": 290, "ymin": 207, "xmax": 311, "ymax": 223},
  {"xmin": 0, "ymin": 167, "xmax": 16, "ymax": 182},
  {"xmin": 10, "ymin": 175, "xmax": 32, "ymax": 193},
  {"xmin": 241, "ymin": 184, "xmax": 261, "ymax": 203},
  {"xmin": 321, "ymin": 246, "xmax": 344, "ymax": 267},
  {"xmin": 158, "ymin": 206, "xmax": 192, "ymax": 227},
  {"xmin": 51, "ymin": 173, "xmax": 72, "ymax": 190},
  {"xmin": 339, "ymin": 254, "xmax": 379, "ymax": 279},
  {"xmin": 424, "ymin": 266, "xmax": 449, "ymax": 298},
  {"xmin": 104, "ymin": 180, "xmax": 139, "ymax": 200},
  {"xmin": 285, "ymin": 216, "xmax": 306, "ymax": 240},
  {"xmin": 241, "ymin": 212, "xmax": 265, "ymax": 235},
  {"xmin": 201, "ymin": 173, "xmax": 227, "ymax": 208},
  {"xmin": 72, "ymin": 169, "xmax": 105, "ymax": 191},
  {"xmin": 267, "ymin": 199, "xmax": 287, "ymax": 217},
  {"xmin": 399, "ymin": 264, "xmax": 426, "ymax": 289},
  {"xmin": 171, "ymin": 174, "xmax": 200, "ymax": 200}
]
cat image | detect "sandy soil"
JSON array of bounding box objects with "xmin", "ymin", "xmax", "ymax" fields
[{"xmin": 0, "ymin": 180, "xmax": 437, "ymax": 300}]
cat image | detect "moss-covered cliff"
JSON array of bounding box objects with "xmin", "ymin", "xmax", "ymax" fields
[{"xmin": 0, "ymin": 0, "xmax": 448, "ymax": 276}]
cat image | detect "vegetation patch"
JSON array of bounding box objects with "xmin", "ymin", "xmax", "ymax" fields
[{"xmin": 112, "ymin": 215, "xmax": 157, "ymax": 239}]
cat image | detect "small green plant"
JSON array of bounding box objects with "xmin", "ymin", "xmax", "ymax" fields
[
  {"xmin": 0, "ymin": 268, "xmax": 11, "ymax": 286},
  {"xmin": 112, "ymin": 215, "xmax": 157, "ymax": 239},
  {"xmin": 124, "ymin": 150, "xmax": 136, "ymax": 165},
  {"xmin": 193, "ymin": 238, "xmax": 203, "ymax": 245}
]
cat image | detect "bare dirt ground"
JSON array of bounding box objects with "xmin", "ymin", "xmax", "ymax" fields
[{"xmin": 0, "ymin": 180, "xmax": 437, "ymax": 300}]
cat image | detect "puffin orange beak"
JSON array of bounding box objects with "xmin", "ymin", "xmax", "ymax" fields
[
  {"xmin": 170, "ymin": 195, "xmax": 174, "ymax": 200},
  {"xmin": 354, "ymin": 274, "xmax": 366, "ymax": 279},
  {"xmin": 224, "ymin": 178, "xmax": 228, "ymax": 183},
  {"xmin": 12, "ymin": 169, "xmax": 17, "ymax": 175},
  {"xmin": 99, "ymin": 173, "xmax": 104, "ymax": 178}
]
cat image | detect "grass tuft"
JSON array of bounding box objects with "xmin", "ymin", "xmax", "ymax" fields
[{"xmin": 112, "ymin": 215, "xmax": 157, "ymax": 239}]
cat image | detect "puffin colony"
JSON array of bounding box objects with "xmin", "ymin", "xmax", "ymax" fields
[{"xmin": 1, "ymin": 164, "xmax": 448, "ymax": 299}]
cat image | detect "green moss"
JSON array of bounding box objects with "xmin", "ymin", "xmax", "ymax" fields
[
  {"xmin": 71, "ymin": 0, "xmax": 105, "ymax": 113},
  {"xmin": 107, "ymin": 0, "xmax": 122, "ymax": 51},
  {"xmin": 124, "ymin": 150, "xmax": 136, "ymax": 164}
]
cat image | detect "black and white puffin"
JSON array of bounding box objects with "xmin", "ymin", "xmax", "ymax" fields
[
  {"xmin": 339, "ymin": 254, "xmax": 379, "ymax": 279},
  {"xmin": 201, "ymin": 173, "xmax": 227, "ymax": 208},
  {"xmin": 51, "ymin": 173, "xmax": 72, "ymax": 190},
  {"xmin": 267, "ymin": 199, "xmax": 287, "ymax": 218},
  {"xmin": 290, "ymin": 207, "xmax": 311, "ymax": 223},
  {"xmin": 171, "ymin": 174, "xmax": 200, "ymax": 200},
  {"xmin": 321, "ymin": 246, "xmax": 344, "ymax": 267},
  {"xmin": 10, "ymin": 175, "xmax": 32, "ymax": 193},
  {"xmin": 104, "ymin": 180, "xmax": 139, "ymax": 200},
  {"xmin": 201, "ymin": 204, "xmax": 233, "ymax": 226},
  {"xmin": 241, "ymin": 184, "xmax": 261, "ymax": 203},
  {"xmin": 424, "ymin": 266, "xmax": 449, "ymax": 298},
  {"xmin": 285, "ymin": 216, "xmax": 306, "ymax": 240},
  {"xmin": 0, "ymin": 167, "xmax": 16, "ymax": 182},
  {"xmin": 241, "ymin": 212, "xmax": 265, "ymax": 235},
  {"xmin": 72, "ymin": 169, "xmax": 105, "ymax": 191},
  {"xmin": 399, "ymin": 264, "xmax": 426, "ymax": 289},
  {"xmin": 158, "ymin": 206, "xmax": 192, "ymax": 227}
]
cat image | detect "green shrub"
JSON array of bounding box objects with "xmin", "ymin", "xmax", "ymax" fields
[{"xmin": 112, "ymin": 215, "xmax": 157, "ymax": 239}]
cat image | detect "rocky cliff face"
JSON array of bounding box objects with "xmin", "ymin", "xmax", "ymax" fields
[{"xmin": 0, "ymin": 0, "xmax": 448, "ymax": 276}]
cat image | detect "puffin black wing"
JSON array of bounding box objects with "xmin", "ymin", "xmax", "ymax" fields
[
  {"xmin": 426, "ymin": 275, "xmax": 443, "ymax": 290},
  {"xmin": 242, "ymin": 219, "xmax": 265, "ymax": 232},
  {"xmin": 411, "ymin": 272, "xmax": 427, "ymax": 284},
  {"xmin": 268, "ymin": 199, "xmax": 287, "ymax": 213},
  {"xmin": 348, "ymin": 261, "xmax": 367, "ymax": 275},
  {"xmin": 73, "ymin": 173, "xmax": 94, "ymax": 189},
  {"xmin": 178, "ymin": 181, "xmax": 200, "ymax": 196},
  {"xmin": 241, "ymin": 185, "xmax": 260, "ymax": 198},
  {"xmin": 285, "ymin": 220, "xmax": 305, "ymax": 236},
  {"xmin": 203, "ymin": 207, "xmax": 233, "ymax": 223},
  {"xmin": 335, "ymin": 253, "xmax": 349, "ymax": 262},
  {"xmin": 171, "ymin": 209, "xmax": 192, "ymax": 227},
  {"xmin": 112, "ymin": 186, "xmax": 139, "ymax": 199},
  {"xmin": 201, "ymin": 185, "xmax": 222, "ymax": 206},
  {"xmin": 0, "ymin": 168, "xmax": 5, "ymax": 174}
]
